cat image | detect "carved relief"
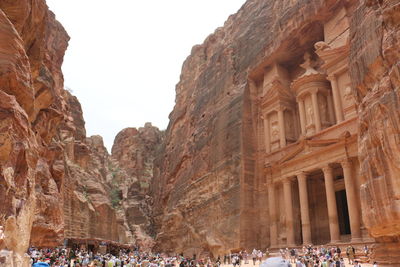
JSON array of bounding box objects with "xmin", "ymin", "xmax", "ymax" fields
[
  {"xmin": 344, "ymin": 86, "xmax": 353, "ymax": 101},
  {"xmin": 271, "ymin": 122, "xmax": 279, "ymax": 141},
  {"xmin": 318, "ymin": 94, "xmax": 330, "ymax": 125},
  {"xmin": 284, "ymin": 110, "xmax": 297, "ymax": 142}
]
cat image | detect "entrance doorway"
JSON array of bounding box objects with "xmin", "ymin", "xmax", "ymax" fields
[{"xmin": 336, "ymin": 190, "xmax": 351, "ymax": 235}]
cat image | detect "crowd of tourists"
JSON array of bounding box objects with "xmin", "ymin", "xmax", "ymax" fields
[
  {"xmin": 28, "ymin": 245, "xmax": 378, "ymax": 267},
  {"xmin": 29, "ymin": 247, "xmax": 216, "ymax": 267},
  {"xmin": 277, "ymin": 245, "xmax": 377, "ymax": 267}
]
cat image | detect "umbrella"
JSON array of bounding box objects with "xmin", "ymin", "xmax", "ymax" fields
[
  {"xmin": 260, "ymin": 257, "xmax": 291, "ymax": 267},
  {"xmin": 33, "ymin": 262, "xmax": 50, "ymax": 267}
]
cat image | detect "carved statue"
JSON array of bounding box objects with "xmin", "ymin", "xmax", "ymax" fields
[
  {"xmin": 320, "ymin": 98, "xmax": 328, "ymax": 122},
  {"xmin": 271, "ymin": 124, "xmax": 279, "ymax": 141},
  {"xmin": 307, "ymin": 106, "xmax": 314, "ymax": 124},
  {"xmin": 344, "ymin": 86, "xmax": 354, "ymax": 101}
]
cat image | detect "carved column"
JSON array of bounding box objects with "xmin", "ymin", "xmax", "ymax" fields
[
  {"xmin": 328, "ymin": 75, "xmax": 344, "ymax": 123},
  {"xmin": 322, "ymin": 165, "xmax": 341, "ymax": 243},
  {"xmin": 283, "ymin": 178, "xmax": 295, "ymax": 246},
  {"xmin": 263, "ymin": 115, "xmax": 271, "ymax": 153},
  {"xmin": 298, "ymin": 98, "xmax": 306, "ymax": 135},
  {"xmin": 327, "ymin": 93, "xmax": 335, "ymax": 124},
  {"xmin": 297, "ymin": 172, "xmax": 312, "ymax": 245},
  {"xmin": 341, "ymin": 159, "xmax": 362, "ymax": 241},
  {"xmin": 277, "ymin": 108, "xmax": 286, "ymax": 148},
  {"xmin": 268, "ymin": 182, "xmax": 278, "ymax": 247},
  {"xmin": 311, "ymin": 90, "xmax": 322, "ymax": 132}
]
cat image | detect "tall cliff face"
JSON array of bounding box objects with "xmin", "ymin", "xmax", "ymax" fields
[
  {"xmin": 151, "ymin": 0, "xmax": 400, "ymax": 261},
  {"xmin": 0, "ymin": 0, "xmax": 70, "ymax": 265},
  {"xmin": 0, "ymin": 1, "xmax": 134, "ymax": 265},
  {"xmin": 350, "ymin": 0, "xmax": 400, "ymax": 264},
  {"xmin": 151, "ymin": 0, "xmax": 338, "ymax": 256},
  {"xmin": 111, "ymin": 123, "xmax": 164, "ymax": 251},
  {"xmin": 60, "ymin": 92, "xmax": 134, "ymax": 247}
]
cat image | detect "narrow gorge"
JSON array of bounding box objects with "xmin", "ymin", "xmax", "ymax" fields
[{"xmin": 0, "ymin": 0, "xmax": 400, "ymax": 266}]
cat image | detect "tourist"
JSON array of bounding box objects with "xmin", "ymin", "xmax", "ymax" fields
[
  {"xmin": 256, "ymin": 250, "xmax": 262, "ymax": 263},
  {"xmin": 363, "ymin": 245, "xmax": 369, "ymax": 256},
  {"xmin": 346, "ymin": 245, "xmax": 355, "ymax": 265},
  {"xmin": 264, "ymin": 249, "xmax": 269, "ymax": 259},
  {"xmin": 373, "ymin": 261, "xmax": 378, "ymax": 267},
  {"xmin": 290, "ymin": 248, "xmax": 296, "ymax": 263},
  {"xmin": 251, "ymin": 249, "xmax": 257, "ymax": 265}
]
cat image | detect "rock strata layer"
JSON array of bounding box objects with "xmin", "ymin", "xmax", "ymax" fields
[
  {"xmin": 112, "ymin": 123, "xmax": 164, "ymax": 251},
  {"xmin": 0, "ymin": 1, "xmax": 160, "ymax": 265},
  {"xmin": 150, "ymin": 0, "xmax": 400, "ymax": 264},
  {"xmin": 1, "ymin": 0, "xmax": 400, "ymax": 266}
]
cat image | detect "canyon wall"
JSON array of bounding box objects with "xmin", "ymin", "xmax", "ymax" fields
[
  {"xmin": 151, "ymin": 0, "xmax": 400, "ymax": 263},
  {"xmin": 112, "ymin": 123, "xmax": 164, "ymax": 251},
  {"xmin": 350, "ymin": 0, "xmax": 400, "ymax": 265},
  {"xmin": 0, "ymin": 1, "xmax": 159, "ymax": 265},
  {"xmin": 0, "ymin": 0, "xmax": 70, "ymax": 265}
]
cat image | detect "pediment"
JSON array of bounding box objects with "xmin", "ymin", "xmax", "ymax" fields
[
  {"xmin": 263, "ymin": 80, "xmax": 294, "ymax": 102},
  {"xmin": 279, "ymin": 138, "xmax": 339, "ymax": 164}
]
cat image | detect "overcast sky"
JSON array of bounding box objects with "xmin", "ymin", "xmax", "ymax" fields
[{"xmin": 46, "ymin": 0, "xmax": 246, "ymax": 152}]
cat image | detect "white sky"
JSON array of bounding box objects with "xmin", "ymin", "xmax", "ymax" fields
[{"xmin": 46, "ymin": 0, "xmax": 246, "ymax": 152}]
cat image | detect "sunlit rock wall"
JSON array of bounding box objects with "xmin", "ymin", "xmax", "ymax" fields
[
  {"xmin": 151, "ymin": 0, "xmax": 400, "ymax": 262},
  {"xmin": 350, "ymin": 0, "xmax": 400, "ymax": 265},
  {"xmin": 0, "ymin": 1, "xmax": 133, "ymax": 265},
  {"xmin": 112, "ymin": 123, "xmax": 164, "ymax": 251}
]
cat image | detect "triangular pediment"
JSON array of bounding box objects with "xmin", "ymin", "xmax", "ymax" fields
[
  {"xmin": 263, "ymin": 80, "xmax": 295, "ymax": 107},
  {"xmin": 279, "ymin": 138, "xmax": 340, "ymax": 164}
]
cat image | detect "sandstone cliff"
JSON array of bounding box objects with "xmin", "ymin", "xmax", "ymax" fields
[
  {"xmin": 112, "ymin": 123, "xmax": 164, "ymax": 251},
  {"xmin": 0, "ymin": 0, "xmax": 70, "ymax": 264},
  {"xmin": 350, "ymin": 0, "xmax": 400, "ymax": 265},
  {"xmin": 0, "ymin": 1, "xmax": 134, "ymax": 265},
  {"xmin": 151, "ymin": 0, "xmax": 400, "ymax": 263}
]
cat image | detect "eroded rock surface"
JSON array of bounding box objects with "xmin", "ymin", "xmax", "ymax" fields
[
  {"xmin": 0, "ymin": 1, "xmax": 133, "ymax": 265},
  {"xmin": 350, "ymin": 0, "xmax": 400, "ymax": 265},
  {"xmin": 112, "ymin": 123, "xmax": 164, "ymax": 251},
  {"xmin": 150, "ymin": 0, "xmax": 400, "ymax": 263},
  {"xmin": 0, "ymin": 1, "xmax": 69, "ymax": 265}
]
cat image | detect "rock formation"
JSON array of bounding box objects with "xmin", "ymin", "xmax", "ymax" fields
[
  {"xmin": 151, "ymin": 0, "xmax": 400, "ymax": 265},
  {"xmin": 0, "ymin": 1, "xmax": 139, "ymax": 265},
  {"xmin": 1, "ymin": 0, "xmax": 400, "ymax": 265},
  {"xmin": 350, "ymin": 0, "xmax": 400, "ymax": 265},
  {"xmin": 0, "ymin": 0, "xmax": 69, "ymax": 264},
  {"xmin": 111, "ymin": 123, "xmax": 164, "ymax": 251}
]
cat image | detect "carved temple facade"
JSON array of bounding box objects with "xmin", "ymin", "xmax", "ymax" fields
[{"xmin": 245, "ymin": 3, "xmax": 374, "ymax": 248}]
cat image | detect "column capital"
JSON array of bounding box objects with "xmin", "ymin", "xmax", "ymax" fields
[
  {"xmin": 327, "ymin": 74, "xmax": 336, "ymax": 81},
  {"xmin": 267, "ymin": 177, "xmax": 275, "ymax": 186},
  {"xmin": 340, "ymin": 159, "xmax": 352, "ymax": 168},
  {"xmin": 282, "ymin": 176, "xmax": 294, "ymax": 184},
  {"xmin": 322, "ymin": 164, "xmax": 333, "ymax": 173},
  {"xmin": 277, "ymin": 106, "xmax": 286, "ymax": 112},
  {"xmin": 310, "ymin": 87, "xmax": 319, "ymax": 95},
  {"xmin": 296, "ymin": 171, "xmax": 309, "ymax": 180}
]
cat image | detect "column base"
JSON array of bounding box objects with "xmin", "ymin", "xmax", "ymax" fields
[
  {"xmin": 350, "ymin": 237, "xmax": 363, "ymax": 243},
  {"xmin": 328, "ymin": 240, "xmax": 341, "ymax": 245}
]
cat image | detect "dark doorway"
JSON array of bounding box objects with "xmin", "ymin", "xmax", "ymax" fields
[{"xmin": 336, "ymin": 190, "xmax": 351, "ymax": 235}]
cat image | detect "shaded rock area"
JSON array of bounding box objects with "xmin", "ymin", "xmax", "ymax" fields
[
  {"xmin": 150, "ymin": 0, "xmax": 400, "ymax": 264},
  {"xmin": 0, "ymin": 1, "xmax": 160, "ymax": 265},
  {"xmin": 112, "ymin": 123, "xmax": 164, "ymax": 251},
  {"xmin": 350, "ymin": 0, "xmax": 400, "ymax": 265}
]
